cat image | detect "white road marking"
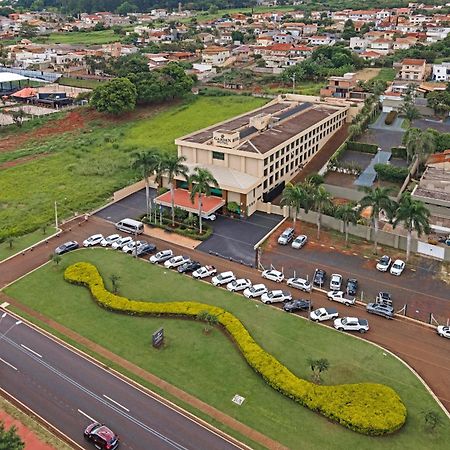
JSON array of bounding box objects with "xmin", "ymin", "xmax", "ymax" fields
[
  {"xmin": 0, "ymin": 357, "xmax": 17, "ymax": 371},
  {"xmin": 78, "ymin": 409, "xmax": 97, "ymax": 423},
  {"xmin": 20, "ymin": 344, "xmax": 42, "ymax": 358},
  {"xmin": 103, "ymin": 394, "xmax": 130, "ymax": 412}
]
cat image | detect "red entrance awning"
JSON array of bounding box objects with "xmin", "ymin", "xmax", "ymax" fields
[{"xmin": 154, "ymin": 189, "xmax": 225, "ymax": 215}]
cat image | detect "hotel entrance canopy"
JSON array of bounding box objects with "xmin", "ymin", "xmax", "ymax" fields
[{"xmin": 154, "ymin": 189, "xmax": 225, "ymax": 215}]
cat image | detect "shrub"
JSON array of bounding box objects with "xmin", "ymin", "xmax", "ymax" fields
[
  {"xmin": 374, "ymin": 164, "xmax": 409, "ymax": 183},
  {"xmin": 391, "ymin": 147, "xmax": 407, "ymax": 159},
  {"xmin": 227, "ymin": 201, "xmax": 240, "ymax": 214},
  {"xmin": 64, "ymin": 262, "xmax": 407, "ymax": 436},
  {"xmin": 385, "ymin": 110, "xmax": 397, "ymax": 125},
  {"xmin": 347, "ymin": 141, "xmax": 379, "ymax": 154}
]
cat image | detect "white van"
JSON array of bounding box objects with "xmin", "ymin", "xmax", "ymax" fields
[{"xmin": 115, "ymin": 218, "xmax": 144, "ymax": 235}]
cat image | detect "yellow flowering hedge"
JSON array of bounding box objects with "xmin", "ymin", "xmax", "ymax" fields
[{"xmin": 64, "ymin": 262, "xmax": 407, "ymax": 435}]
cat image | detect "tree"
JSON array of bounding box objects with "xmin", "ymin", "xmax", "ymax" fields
[
  {"xmin": 359, "ymin": 186, "xmax": 394, "ymax": 254},
  {"xmin": 304, "ymin": 173, "xmax": 324, "ymax": 187},
  {"xmin": 307, "ymin": 358, "xmax": 330, "ymax": 384},
  {"xmin": 336, "ymin": 202, "xmax": 359, "ymax": 247},
  {"xmin": 90, "ymin": 78, "xmax": 137, "ymax": 115},
  {"xmin": 159, "ymin": 62, "xmax": 194, "ymax": 99},
  {"xmin": 189, "ymin": 167, "xmax": 219, "ymax": 235},
  {"xmin": 348, "ymin": 122, "xmax": 362, "ymax": 139},
  {"xmin": 49, "ymin": 253, "xmax": 62, "ymax": 266},
  {"xmin": 109, "ymin": 274, "xmax": 120, "ymax": 294},
  {"xmin": 281, "ymin": 182, "xmax": 309, "ymax": 227},
  {"xmin": 110, "ymin": 53, "xmax": 149, "ymax": 77},
  {"xmin": 313, "ymin": 186, "xmax": 332, "ymax": 240},
  {"xmin": 231, "ymin": 30, "xmax": 244, "ymax": 43},
  {"xmin": 0, "ymin": 422, "xmax": 24, "ymax": 450},
  {"xmin": 400, "ymin": 101, "xmax": 421, "ymax": 122},
  {"xmin": 393, "ymin": 193, "xmax": 430, "ymax": 260},
  {"xmin": 427, "ymin": 90, "xmax": 450, "ymax": 116},
  {"xmin": 161, "ymin": 155, "xmax": 188, "ymax": 227},
  {"xmin": 196, "ymin": 310, "xmax": 218, "ymax": 334},
  {"xmin": 116, "ymin": 1, "xmax": 138, "ymax": 15},
  {"xmin": 403, "ymin": 128, "xmax": 436, "ymax": 165},
  {"xmin": 6, "ymin": 236, "xmax": 14, "ymax": 249}
]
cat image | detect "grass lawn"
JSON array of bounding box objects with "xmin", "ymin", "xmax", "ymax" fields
[
  {"xmin": 5, "ymin": 249, "xmax": 449, "ymax": 450},
  {"xmin": 0, "ymin": 227, "xmax": 57, "ymax": 262},
  {"xmin": 373, "ymin": 68, "xmax": 396, "ymax": 82},
  {"xmin": 0, "ymin": 96, "xmax": 266, "ymax": 241},
  {"xmin": 35, "ymin": 29, "xmax": 119, "ymax": 45},
  {"xmin": 57, "ymin": 77, "xmax": 107, "ymax": 90}
]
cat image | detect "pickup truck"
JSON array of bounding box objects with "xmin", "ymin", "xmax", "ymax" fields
[
  {"xmin": 334, "ymin": 317, "xmax": 369, "ymax": 333},
  {"xmin": 192, "ymin": 265, "xmax": 217, "ymax": 279},
  {"xmin": 310, "ymin": 307, "xmax": 339, "ymax": 322},
  {"xmin": 326, "ymin": 290, "xmax": 355, "ymax": 306}
]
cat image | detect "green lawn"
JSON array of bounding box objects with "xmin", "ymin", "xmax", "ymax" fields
[
  {"xmin": 373, "ymin": 68, "xmax": 396, "ymax": 82},
  {"xmin": 35, "ymin": 29, "xmax": 119, "ymax": 45},
  {"xmin": 57, "ymin": 77, "xmax": 107, "ymax": 90},
  {"xmin": 5, "ymin": 249, "xmax": 449, "ymax": 450},
  {"xmin": 0, "ymin": 96, "xmax": 266, "ymax": 241}
]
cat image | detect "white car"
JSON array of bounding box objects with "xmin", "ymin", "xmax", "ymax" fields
[
  {"xmin": 261, "ymin": 290, "xmax": 292, "ymax": 304},
  {"xmin": 149, "ymin": 249, "xmax": 173, "ymax": 264},
  {"xmin": 390, "ymin": 259, "xmax": 405, "ymax": 276},
  {"xmin": 262, "ymin": 269, "xmax": 284, "ymax": 283},
  {"xmin": 334, "ymin": 317, "xmax": 369, "ymax": 333},
  {"xmin": 111, "ymin": 236, "xmax": 133, "ymax": 250},
  {"xmin": 100, "ymin": 234, "xmax": 121, "ymax": 247},
  {"xmin": 286, "ymin": 277, "xmax": 312, "ymax": 292},
  {"xmin": 310, "ymin": 307, "xmax": 339, "ymax": 322},
  {"xmin": 82, "ymin": 234, "xmax": 104, "ymax": 247},
  {"xmin": 326, "ymin": 290, "xmax": 356, "ymax": 306},
  {"xmin": 164, "ymin": 255, "xmax": 190, "ymax": 269},
  {"xmin": 291, "ymin": 235, "xmax": 308, "ymax": 249},
  {"xmin": 437, "ymin": 326, "xmax": 450, "ymax": 339},
  {"xmin": 329, "ymin": 274, "xmax": 342, "ymax": 291},
  {"xmin": 212, "ymin": 271, "xmax": 236, "ymax": 286},
  {"xmin": 201, "ymin": 213, "xmax": 216, "ymax": 221},
  {"xmin": 192, "ymin": 265, "xmax": 217, "ymax": 279},
  {"xmin": 243, "ymin": 284, "xmax": 268, "ymax": 298},
  {"xmin": 227, "ymin": 278, "xmax": 252, "ymax": 292},
  {"xmin": 376, "ymin": 255, "xmax": 392, "ymax": 272},
  {"xmin": 122, "ymin": 240, "xmax": 141, "ymax": 253}
]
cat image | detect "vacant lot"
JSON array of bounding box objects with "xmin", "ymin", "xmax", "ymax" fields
[
  {"xmin": 6, "ymin": 249, "xmax": 449, "ymax": 450},
  {"xmin": 57, "ymin": 77, "xmax": 106, "ymax": 90},
  {"xmin": 36, "ymin": 29, "xmax": 119, "ymax": 45}
]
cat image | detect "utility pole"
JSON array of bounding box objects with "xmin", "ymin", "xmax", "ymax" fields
[
  {"xmin": 54, "ymin": 201, "xmax": 58, "ymax": 229},
  {"xmin": 291, "ymin": 73, "xmax": 296, "ymax": 94}
]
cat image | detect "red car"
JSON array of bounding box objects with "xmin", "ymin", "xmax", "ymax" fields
[{"xmin": 84, "ymin": 422, "xmax": 119, "ymax": 450}]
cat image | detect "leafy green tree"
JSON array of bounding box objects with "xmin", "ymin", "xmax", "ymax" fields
[
  {"xmin": 128, "ymin": 71, "xmax": 166, "ymax": 104},
  {"xmin": 0, "ymin": 422, "xmax": 24, "ymax": 450},
  {"xmin": 231, "ymin": 30, "xmax": 244, "ymax": 42},
  {"xmin": 189, "ymin": 167, "xmax": 219, "ymax": 234},
  {"xmin": 281, "ymin": 182, "xmax": 310, "ymax": 227},
  {"xmin": 400, "ymin": 101, "xmax": 421, "ymax": 122},
  {"xmin": 336, "ymin": 202, "xmax": 359, "ymax": 247},
  {"xmin": 116, "ymin": 1, "xmax": 138, "ymax": 15},
  {"xmin": 427, "ymin": 90, "xmax": 450, "ymax": 116},
  {"xmin": 313, "ymin": 185, "xmax": 332, "ymax": 239},
  {"xmin": 159, "ymin": 62, "xmax": 194, "ymax": 98},
  {"xmin": 393, "ymin": 193, "xmax": 430, "ymax": 260},
  {"xmin": 110, "ymin": 53, "xmax": 149, "ymax": 77},
  {"xmin": 359, "ymin": 186, "xmax": 394, "ymax": 254},
  {"xmin": 90, "ymin": 78, "xmax": 137, "ymax": 115},
  {"xmin": 403, "ymin": 128, "xmax": 436, "ymax": 165}
]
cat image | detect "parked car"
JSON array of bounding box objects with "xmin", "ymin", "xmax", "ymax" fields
[
  {"xmin": 283, "ymin": 299, "xmax": 312, "ymax": 312},
  {"xmin": 135, "ymin": 242, "xmax": 156, "ymax": 256},
  {"xmin": 54, "ymin": 241, "xmax": 79, "ymax": 255},
  {"xmin": 149, "ymin": 249, "xmax": 173, "ymax": 264},
  {"xmin": 201, "ymin": 213, "xmax": 216, "ymax": 221},
  {"xmin": 100, "ymin": 234, "xmax": 121, "ymax": 247},
  {"xmin": 278, "ymin": 227, "xmax": 295, "ymax": 245},
  {"xmin": 313, "ymin": 268, "xmax": 327, "ymax": 287},
  {"xmin": 436, "ymin": 325, "xmax": 450, "ymax": 339},
  {"xmin": 164, "ymin": 255, "xmax": 190, "ymax": 269},
  {"xmin": 243, "ymin": 284, "xmax": 268, "ymax": 298},
  {"xmin": 286, "ymin": 277, "xmax": 312, "ymax": 292},
  {"xmin": 192, "ymin": 265, "xmax": 217, "ymax": 279},
  {"xmin": 212, "ymin": 271, "xmax": 236, "ymax": 286},
  {"xmin": 122, "ymin": 240, "xmax": 141, "ymax": 254},
  {"xmin": 346, "ymin": 278, "xmax": 358, "ymax": 296},
  {"xmin": 390, "ymin": 259, "xmax": 405, "ymax": 276},
  {"xmin": 261, "ymin": 290, "xmax": 292, "ymax": 304},
  {"xmin": 310, "ymin": 307, "xmax": 338, "ymax": 322},
  {"xmin": 177, "ymin": 261, "xmax": 201, "ymax": 274},
  {"xmin": 261, "ymin": 269, "xmax": 284, "ymax": 283},
  {"xmin": 329, "ymin": 274, "xmax": 343, "ymax": 291},
  {"xmin": 327, "ymin": 291, "xmax": 355, "ymax": 306},
  {"xmin": 366, "ymin": 302, "xmax": 394, "ymax": 319},
  {"xmin": 83, "ymin": 234, "xmax": 104, "ymax": 247},
  {"xmin": 291, "ymin": 235, "xmax": 307, "ymax": 249},
  {"xmin": 227, "ymin": 278, "xmax": 252, "ymax": 292},
  {"xmin": 376, "ymin": 255, "xmax": 392, "ymax": 272},
  {"xmin": 84, "ymin": 422, "xmax": 119, "ymax": 450},
  {"xmin": 334, "ymin": 317, "xmax": 369, "ymax": 333},
  {"xmin": 111, "ymin": 236, "xmax": 133, "ymax": 250}
]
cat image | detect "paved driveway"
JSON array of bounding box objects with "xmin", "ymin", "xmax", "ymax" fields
[
  {"xmin": 197, "ymin": 212, "xmax": 284, "ymax": 267},
  {"xmin": 412, "ymin": 117, "xmax": 450, "ymax": 133},
  {"xmin": 359, "ymin": 129, "xmax": 404, "ymax": 151}
]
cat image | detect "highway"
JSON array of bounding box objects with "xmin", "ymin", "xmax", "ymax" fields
[{"xmin": 0, "ymin": 312, "xmax": 242, "ymax": 450}]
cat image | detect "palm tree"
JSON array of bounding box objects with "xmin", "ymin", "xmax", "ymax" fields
[
  {"xmin": 403, "ymin": 128, "xmax": 436, "ymax": 167},
  {"xmin": 281, "ymin": 182, "xmax": 307, "ymax": 227},
  {"xmin": 359, "ymin": 186, "xmax": 393, "ymax": 254},
  {"xmin": 393, "ymin": 193, "xmax": 430, "ymax": 260},
  {"xmin": 131, "ymin": 150, "xmax": 161, "ymax": 219},
  {"xmin": 400, "ymin": 102, "xmax": 421, "ymax": 122},
  {"xmin": 313, "ymin": 186, "xmax": 332, "ymax": 240},
  {"xmin": 348, "ymin": 122, "xmax": 362, "ymax": 139},
  {"xmin": 189, "ymin": 167, "xmax": 219, "ymax": 234},
  {"xmin": 416, "ymin": 130, "xmax": 436, "ymax": 165},
  {"xmin": 161, "ymin": 155, "xmax": 188, "ymax": 226},
  {"xmin": 336, "ymin": 202, "xmax": 359, "ymax": 247},
  {"xmin": 403, "ymin": 127, "xmax": 421, "ymax": 163}
]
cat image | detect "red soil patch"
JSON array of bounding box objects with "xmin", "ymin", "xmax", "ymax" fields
[
  {"xmin": 0, "ymin": 410, "xmax": 56, "ymax": 450},
  {"xmin": 0, "ymin": 152, "xmax": 50, "ymax": 170}
]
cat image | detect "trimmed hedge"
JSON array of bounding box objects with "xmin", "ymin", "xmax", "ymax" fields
[
  {"xmin": 374, "ymin": 164, "xmax": 409, "ymax": 183},
  {"xmin": 346, "ymin": 141, "xmax": 379, "ymax": 154},
  {"xmin": 64, "ymin": 262, "xmax": 407, "ymax": 436},
  {"xmin": 391, "ymin": 147, "xmax": 407, "ymax": 159},
  {"xmin": 385, "ymin": 110, "xmax": 397, "ymax": 125}
]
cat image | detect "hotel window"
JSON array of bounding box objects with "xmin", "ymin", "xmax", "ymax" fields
[{"xmin": 212, "ymin": 151, "xmax": 225, "ymax": 160}]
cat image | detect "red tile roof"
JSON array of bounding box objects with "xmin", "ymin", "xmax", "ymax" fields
[
  {"xmin": 401, "ymin": 58, "xmax": 426, "ymax": 65},
  {"xmin": 154, "ymin": 189, "xmax": 224, "ymax": 215}
]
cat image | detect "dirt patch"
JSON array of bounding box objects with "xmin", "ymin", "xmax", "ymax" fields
[
  {"xmin": 0, "ymin": 152, "xmax": 50, "ymax": 170},
  {"xmin": 355, "ymin": 68, "xmax": 380, "ymax": 81},
  {"xmin": 439, "ymin": 263, "xmax": 450, "ymax": 285}
]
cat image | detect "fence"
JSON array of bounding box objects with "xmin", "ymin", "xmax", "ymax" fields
[
  {"xmin": 0, "ymin": 67, "xmax": 61, "ymax": 83},
  {"xmin": 113, "ymin": 179, "xmax": 157, "ymax": 202}
]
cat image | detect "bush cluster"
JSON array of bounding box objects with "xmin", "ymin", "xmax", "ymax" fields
[
  {"xmin": 391, "ymin": 147, "xmax": 407, "ymax": 159},
  {"xmin": 374, "ymin": 164, "xmax": 409, "ymax": 183},
  {"xmin": 64, "ymin": 262, "xmax": 407, "ymax": 436},
  {"xmin": 141, "ymin": 216, "xmax": 212, "ymax": 241},
  {"xmin": 385, "ymin": 111, "xmax": 397, "ymax": 125},
  {"xmin": 347, "ymin": 141, "xmax": 379, "ymax": 154}
]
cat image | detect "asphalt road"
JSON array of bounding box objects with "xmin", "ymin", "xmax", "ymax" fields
[{"xmin": 0, "ymin": 312, "xmax": 242, "ymax": 450}]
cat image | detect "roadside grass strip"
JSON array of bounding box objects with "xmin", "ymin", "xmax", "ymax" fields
[{"xmin": 64, "ymin": 262, "xmax": 407, "ymax": 436}]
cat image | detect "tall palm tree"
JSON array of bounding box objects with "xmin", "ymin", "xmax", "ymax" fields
[
  {"xmin": 393, "ymin": 192, "xmax": 430, "ymax": 260},
  {"xmin": 403, "ymin": 128, "xmax": 436, "ymax": 165},
  {"xmin": 313, "ymin": 185, "xmax": 332, "ymax": 240},
  {"xmin": 131, "ymin": 150, "xmax": 161, "ymax": 219},
  {"xmin": 161, "ymin": 154, "xmax": 188, "ymax": 226},
  {"xmin": 416, "ymin": 130, "xmax": 436, "ymax": 165},
  {"xmin": 281, "ymin": 182, "xmax": 308, "ymax": 227},
  {"xmin": 359, "ymin": 186, "xmax": 393, "ymax": 254},
  {"xmin": 189, "ymin": 168, "xmax": 219, "ymax": 234},
  {"xmin": 336, "ymin": 202, "xmax": 359, "ymax": 247}
]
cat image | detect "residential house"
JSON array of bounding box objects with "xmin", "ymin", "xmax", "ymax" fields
[
  {"xmin": 308, "ymin": 35, "xmax": 335, "ymax": 46},
  {"xmin": 273, "ymin": 33, "xmax": 294, "ymax": 44},
  {"xmin": 426, "ymin": 27, "xmax": 450, "ymax": 43},
  {"xmin": 432, "ymin": 62, "xmax": 450, "ymax": 82},
  {"xmin": 320, "ymin": 73, "xmax": 358, "ymax": 99},
  {"xmin": 198, "ymin": 32, "xmax": 214, "ymax": 44},
  {"xmin": 201, "ymin": 46, "xmax": 232, "ymax": 67},
  {"xmin": 369, "ymin": 38, "xmax": 393, "ymax": 54},
  {"xmin": 397, "ymin": 58, "xmax": 428, "ymax": 82},
  {"xmin": 349, "ymin": 36, "xmax": 369, "ymax": 50},
  {"xmin": 392, "ymin": 37, "xmax": 417, "ymax": 50}
]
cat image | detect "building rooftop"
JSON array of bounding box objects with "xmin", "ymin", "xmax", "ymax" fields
[{"xmin": 414, "ymin": 166, "xmax": 450, "ymax": 202}]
